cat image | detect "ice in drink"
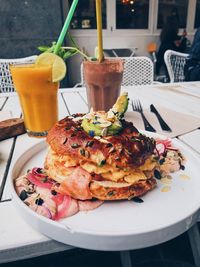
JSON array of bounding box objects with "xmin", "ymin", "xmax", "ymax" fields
[
  {"xmin": 83, "ymin": 58, "xmax": 124, "ymax": 111},
  {"xmin": 10, "ymin": 64, "xmax": 59, "ymax": 137}
]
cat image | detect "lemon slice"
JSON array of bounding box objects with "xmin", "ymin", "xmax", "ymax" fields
[{"xmin": 35, "ymin": 52, "xmax": 66, "ymax": 82}]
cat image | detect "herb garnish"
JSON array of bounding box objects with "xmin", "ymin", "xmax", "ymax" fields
[{"xmin": 38, "ymin": 32, "xmax": 91, "ymax": 61}]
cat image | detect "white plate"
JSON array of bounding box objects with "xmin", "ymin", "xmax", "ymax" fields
[{"xmin": 9, "ymin": 133, "xmax": 200, "ymax": 251}]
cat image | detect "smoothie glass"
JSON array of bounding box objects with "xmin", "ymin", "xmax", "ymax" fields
[
  {"xmin": 10, "ymin": 64, "xmax": 59, "ymax": 137},
  {"xmin": 83, "ymin": 58, "xmax": 124, "ymax": 112}
]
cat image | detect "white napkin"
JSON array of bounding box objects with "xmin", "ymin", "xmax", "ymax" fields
[{"xmin": 125, "ymin": 106, "xmax": 200, "ymax": 138}]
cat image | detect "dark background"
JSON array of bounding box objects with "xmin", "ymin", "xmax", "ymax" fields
[
  {"xmin": 0, "ymin": 0, "xmax": 69, "ymax": 87},
  {"xmin": 0, "ymin": 0, "xmax": 64, "ymax": 57}
]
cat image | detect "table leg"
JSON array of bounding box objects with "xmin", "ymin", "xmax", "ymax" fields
[
  {"xmin": 188, "ymin": 223, "xmax": 200, "ymax": 267},
  {"xmin": 120, "ymin": 251, "xmax": 133, "ymax": 267}
]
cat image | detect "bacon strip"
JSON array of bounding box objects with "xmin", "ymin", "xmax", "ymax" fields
[
  {"xmin": 57, "ymin": 167, "xmax": 93, "ymax": 200},
  {"xmin": 78, "ymin": 200, "xmax": 103, "ymax": 211}
]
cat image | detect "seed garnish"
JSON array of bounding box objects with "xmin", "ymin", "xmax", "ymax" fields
[
  {"xmin": 107, "ymin": 191, "xmax": 116, "ymax": 196},
  {"xmin": 63, "ymin": 137, "xmax": 68, "ymax": 144},
  {"xmin": 86, "ymin": 141, "xmax": 94, "ymax": 147},
  {"xmin": 132, "ymin": 197, "xmax": 144, "ymax": 203},
  {"xmin": 98, "ymin": 159, "xmax": 106, "ymax": 167},
  {"xmin": 154, "ymin": 169, "xmax": 161, "ymax": 179},
  {"xmin": 71, "ymin": 143, "xmax": 80, "ymax": 149},
  {"xmin": 80, "ymin": 148, "xmax": 85, "ymax": 156},
  {"xmin": 35, "ymin": 198, "xmax": 44, "ymax": 205},
  {"xmin": 19, "ymin": 190, "xmax": 28, "ymax": 201}
]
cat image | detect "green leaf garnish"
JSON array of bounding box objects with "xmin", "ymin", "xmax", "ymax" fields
[{"xmin": 37, "ymin": 31, "xmax": 90, "ymax": 61}]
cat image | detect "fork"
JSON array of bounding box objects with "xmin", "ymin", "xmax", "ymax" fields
[{"xmin": 132, "ymin": 99, "xmax": 156, "ymax": 132}]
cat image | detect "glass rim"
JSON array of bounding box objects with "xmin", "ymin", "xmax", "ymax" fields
[
  {"xmin": 9, "ymin": 62, "xmax": 35, "ymax": 67},
  {"xmin": 83, "ymin": 58, "xmax": 124, "ymax": 64}
]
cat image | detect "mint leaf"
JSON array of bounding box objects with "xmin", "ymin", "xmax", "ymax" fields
[
  {"xmin": 38, "ymin": 36, "xmax": 90, "ymax": 61},
  {"xmin": 63, "ymin": 50, "xmax": 78, "ymax": 60},
  {"xmin": 38, "ymin": 45, "xmax": 50, "ymax": 52}
]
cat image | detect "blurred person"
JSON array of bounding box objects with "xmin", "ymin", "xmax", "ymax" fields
[
  {"xmin": 156, "ymin": 16, "xmax": 187, "ymax": 76},
  {"xmin": 184, "ymin": 27, "xmax": 200, "ymax": 81}
]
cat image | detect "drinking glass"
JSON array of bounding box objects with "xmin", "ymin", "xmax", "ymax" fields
[
  {"xmin": 83, "ymin": 58, "xmax": 124, "ymax": 112},
  {"xmin": 10, "ymin": 64, "xmax": 59, "ymax": 137}
]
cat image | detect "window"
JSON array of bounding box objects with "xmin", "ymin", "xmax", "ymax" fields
[
  {"xmin": 157, "ymin": 0, "xmax": 189, "ymax": 29},
  {"xmin": 116, "ymin": 0, "xmax": 149, "ymax": 29},
  {"xmin": 68, "ymin": 0, "xmax": 197, "ymax": 34},
  {"xmin": 69, "ymin": 0, "xmax": 107, "ymax": 29},
  {"xmin": 194, "ymin": 0, "xmax": 200, "ymax": 28}
]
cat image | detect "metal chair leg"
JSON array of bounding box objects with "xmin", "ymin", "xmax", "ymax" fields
[
  {"xmin": 188, "ymin": 223, "xmax": 200, "ymax": 267},
  {"xmin": 120, "ymin": 251, "xmax": 133, "ymax": 267}
]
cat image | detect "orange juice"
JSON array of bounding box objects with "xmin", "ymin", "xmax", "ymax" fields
[{"xmin": 10, "ymin": 64, "xmax": 59, "ymax": 137}]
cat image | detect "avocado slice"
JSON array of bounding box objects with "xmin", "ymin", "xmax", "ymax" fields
[
  {"xmin": 81, "ymin": 92, "xmax": 129, "ymax": 136},
  {"xmin": 110, "ymin": 92, "xmax": 129, "ymax": 118},
  {"xmin": 81, "ymin": 118, "xmax": 122, "ymax": 136}
]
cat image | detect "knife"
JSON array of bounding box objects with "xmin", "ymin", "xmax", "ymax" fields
[{"xmin": 150, "ymin": 104, "xmax": 172, "ymax": 132}]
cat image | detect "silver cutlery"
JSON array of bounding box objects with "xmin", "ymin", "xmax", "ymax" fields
[
  {"xmin": 132, "ymin": 99, "xmax": 156, "ymax": 132},
  {"xmin": 150, "ymin": 104, "xmax": 172, "ymax": 132}
]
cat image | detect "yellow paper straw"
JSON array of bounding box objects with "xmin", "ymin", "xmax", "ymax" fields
[{"xmin": 95, "ymin": 0, "xmax": 104, "ymax": 62}]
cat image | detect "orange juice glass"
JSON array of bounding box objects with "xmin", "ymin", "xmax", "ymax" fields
[{"xmin": 10, "ymin": 64, "xmax": 59, "ymax": 137}]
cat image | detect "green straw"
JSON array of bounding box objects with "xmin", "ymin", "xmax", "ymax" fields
[{"xmin": 54, "ymin": 0, "xmax": 79, "ymax": 54}]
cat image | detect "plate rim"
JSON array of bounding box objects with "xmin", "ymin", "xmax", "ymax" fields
[{"xmin": 9, "ymin": 132, "xmax": 200, "ymax": 237}]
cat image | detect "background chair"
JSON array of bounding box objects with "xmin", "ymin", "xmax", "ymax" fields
[
  {"xmin": 147, "ymin": 42, "xmax": 157, "ymax": 67},
  {"xmin": 164, "ymin": 50, "xmax": 189, "ymax": 83},
  {"xmin": 103, "ymin": 48, "xmax": 138, "ymax": 58},
  {"xmin": 0, "ymin": 55, "xmax": 37, "ymax": 93},
  {"xmin": 122, "ymin": 56, "xmax": 154, "ymax": 86},
  {"xmin": 75, "ymin": 56, "xmax": 154, "ymax": 87},
  {"xmin": 147, "ymin": 43, "xmax": 168, "ymax": 83}
]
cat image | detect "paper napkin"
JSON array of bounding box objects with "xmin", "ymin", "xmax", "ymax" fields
[{"xmin": 125, "ymin": 107, "xmax": 200, "ymax": 138}]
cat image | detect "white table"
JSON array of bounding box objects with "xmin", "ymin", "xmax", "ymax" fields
[{"xmin": 0, "ymin": 82, "xmax": 200, "ymax": 265}]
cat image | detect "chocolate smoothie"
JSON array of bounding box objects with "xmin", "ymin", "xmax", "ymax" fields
[{"xmin": 83, "ymin": 58, "xmax": 124, "ymax": 111}]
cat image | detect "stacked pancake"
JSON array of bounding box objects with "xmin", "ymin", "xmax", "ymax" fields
[{"xmin": 45, "ymin": 113, "xmax": 157, "ymax": 201}]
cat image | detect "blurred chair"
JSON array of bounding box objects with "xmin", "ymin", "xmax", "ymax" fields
[
  {"xmin": 122, "ymin": 56, "xmax": 154, "ymax": 86},
  {"xmin": 147, "ymin": 42, "xmax": 157, "ymax": 66},
  {"xmin": 0, "ymin": 55, "xmax": 37, "ymax": 93},
  {"xmin": 147, "ymin": 42, "xmax": 168, "ymax": 83},
  {"xmin": 147, "ymin": 42, "xmax": 157, "ymax": 79},
  {"xmin": 103, "ymin": 49, "xmax": 116, "ymax": 57},
  {"xmin": 112, "ymin": 48, "xmax": 137, "ymax": 57},
  {"xmin": 104, "ymin": 48, "xmax": 137, "ymax": 58},
  {"xmin": 164, "ymin": 50, "xmax": 189, "ymax": 83},
  {"xmin": 74, "ymin": 56, "xmax": 154, "ymax": 87},
  {"xmin": 74, "ymin": 63, "xmax": 84, "ymax": 88}
]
